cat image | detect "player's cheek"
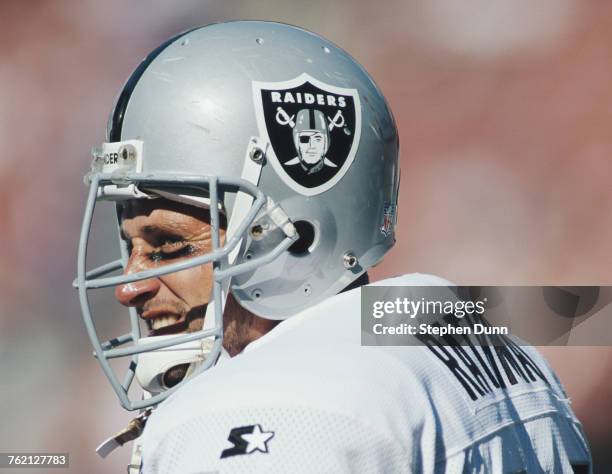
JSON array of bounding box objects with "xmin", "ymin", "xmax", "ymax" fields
[{"xmin": 168, "ymin": 263, "xmax": 216, "ymax": 303}]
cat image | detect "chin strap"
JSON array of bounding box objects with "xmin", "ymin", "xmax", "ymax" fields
[
  {"xmin": 96, "ymin": 409, "xmax": 152, "ymax": 459},
  {"xmin": 95, "ymin": 354, "xmax": 201, "ymax": 461},
  {"xmin": 134, "ymin": 336, "xmax": 213, "ymax": 394},
  {"xmin": 96, "ymin": 347, "xmax": 232, "ymax": 462}
]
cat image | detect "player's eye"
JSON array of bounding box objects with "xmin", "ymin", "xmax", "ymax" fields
[{"xmin": 150, "ymin": 241, "xmax": 195, "ymax": 263}]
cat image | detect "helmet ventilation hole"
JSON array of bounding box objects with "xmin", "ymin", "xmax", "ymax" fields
[{"xmin": 288, "ymin": 221, "xmax": 316, "ymax": 255}]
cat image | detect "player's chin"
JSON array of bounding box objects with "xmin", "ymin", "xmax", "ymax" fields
[{"xmin": 186, "ymin": 313, "xmax": 206, "ymax": 334}]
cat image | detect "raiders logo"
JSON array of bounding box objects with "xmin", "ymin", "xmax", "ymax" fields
[{"xmin": 252, "ymin": 73, "xmax": 361, "ymax": 196}]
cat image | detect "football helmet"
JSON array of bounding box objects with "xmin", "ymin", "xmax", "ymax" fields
[{"xmin": 76, "ymin": 21, "xmax": 399, "ymax": 410}]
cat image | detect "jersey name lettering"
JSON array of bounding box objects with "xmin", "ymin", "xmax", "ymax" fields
[{"xmin": 417, "ymin": 315, "xmax": 549, "ymax": 401}]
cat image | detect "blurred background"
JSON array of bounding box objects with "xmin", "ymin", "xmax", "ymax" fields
[{"xmin": 0, "ymin": 0, "xmax": 610, "ymax": 472}]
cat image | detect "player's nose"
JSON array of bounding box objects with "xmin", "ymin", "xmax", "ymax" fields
[{"xmin": 115, "ymin": 278, "xmax": 161, "ymax": 307}]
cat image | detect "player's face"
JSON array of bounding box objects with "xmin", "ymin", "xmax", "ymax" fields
[
  {"xmin": 298, "ymin": 131, "xmax": 326, "ymax": 164},
  {"xmin": 115, "ymin": 199, "xmax": 225, "ymax": 336}
]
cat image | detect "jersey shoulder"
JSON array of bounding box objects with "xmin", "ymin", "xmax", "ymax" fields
[
  {"xmin": 141, "ymin": 273, "xmax": 590, "ymax": 472},
  {"xmin": 142, "ymin": 274, "xmax": 449, "ymax": 459}
]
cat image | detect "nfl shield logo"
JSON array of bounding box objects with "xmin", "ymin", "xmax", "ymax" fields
[
  {"xmin": 252, "ymin": 73, "xmax": 361, "ymax": 196},
  {"xmin": 380, "ymin": 202, "xmax": 397, "ymax": 237}
]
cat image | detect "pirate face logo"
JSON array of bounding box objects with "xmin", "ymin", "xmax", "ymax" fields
[
  {"xmin": 286, "ymin": 108, "xmax": 335, "ymax": 174},
  {"xmin": 297, "ymin": 129, "xmax": 326, "ymax": 165},
  {"xmin": 253, "ymin": 74, "xmax": 361, "ymax": 196}
]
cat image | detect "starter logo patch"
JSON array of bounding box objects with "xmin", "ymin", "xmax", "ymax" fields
[
  {"xmin": 220, "ymin": 424, "xmax": 275, "ymax": 459},
  {"xmin": 253, "ymin": 73, "xmax": 361, "ymax": 196}
]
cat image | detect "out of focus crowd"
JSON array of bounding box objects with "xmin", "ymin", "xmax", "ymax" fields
[{"xmin": 0, "ymin": 1, "xmax": 610, "ymax": 472}]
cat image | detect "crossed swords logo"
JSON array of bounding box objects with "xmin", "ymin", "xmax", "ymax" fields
[{"xmin": 275, "ymin": 106, "xmax": 346, "ymax": 131}]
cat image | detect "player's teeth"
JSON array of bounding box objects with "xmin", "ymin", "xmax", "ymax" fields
[{"xmin": 151, "ymin": 316, "xmax": 180, "ymax": 330}]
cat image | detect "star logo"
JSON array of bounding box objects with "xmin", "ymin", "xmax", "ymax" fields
[
  {"xmin": 220, "ymin": 424, "xmax": 275, "ymax": 459},
  {"xmin": 242, "ymin": 424, "xmax": 275, "ymax": 454}
]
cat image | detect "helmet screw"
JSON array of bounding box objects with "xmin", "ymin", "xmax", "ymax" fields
[
  {"xmin": 249, "ymin": 146, "xmax": 265, "ymax": 163},
  {"xmin": 343, "ymin": 251, "xmax": 358, "ymax": 269},
  {"xmin": 251, "ymin": 289, "xmax": 263, "ymax": 299},
  {"xmin": 249, "ymin": 224, "xmax": 266, "ymax": 240},
  {"xmin": 118, "ymin": 144, "xmax": 136, "ymax": 161}
]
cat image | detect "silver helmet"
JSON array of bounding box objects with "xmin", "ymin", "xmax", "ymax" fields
[{"xmin": 76, "ymin": 21, "xmax": 399, "ymax": 410}]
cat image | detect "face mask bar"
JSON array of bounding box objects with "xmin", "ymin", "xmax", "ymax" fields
[{"xmin": 76, "ymin": 172, "xmax": 297, "ymax": 411}]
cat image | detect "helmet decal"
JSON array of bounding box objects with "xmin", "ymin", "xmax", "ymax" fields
[{"xmin": 253, "ymin": 73, "xmax": 361, "ymax": 196}]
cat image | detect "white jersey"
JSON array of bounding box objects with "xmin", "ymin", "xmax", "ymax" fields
[{"xmin": 140, "ymin": 274, "xmax": 591, "ymax": 473}]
